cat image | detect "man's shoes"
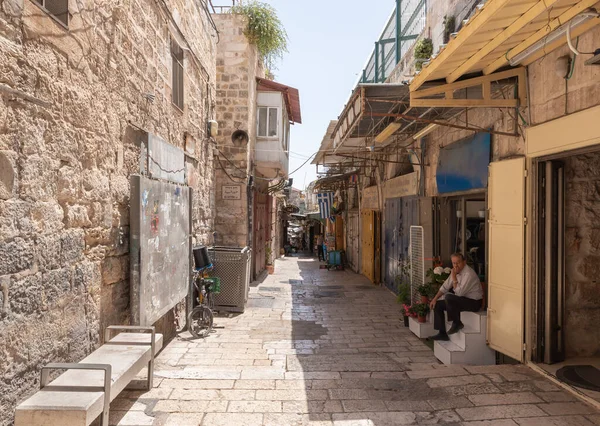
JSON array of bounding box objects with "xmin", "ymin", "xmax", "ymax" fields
[
  {"xmin": 429, "ymin": 333, "xmax": 449, "ymax": 341},
  {"xmin": 448, "ymin": 322, "xmax": 464, "ymax": 335}
]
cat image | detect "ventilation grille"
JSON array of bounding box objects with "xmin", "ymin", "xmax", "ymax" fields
[{"xmin": 410, "ymin": 226, "xmax": 425, "ymax": 304}]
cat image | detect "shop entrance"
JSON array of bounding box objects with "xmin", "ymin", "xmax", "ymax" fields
[
  {"xmin": 534, "ymin": 149, "xmax": 600, "ymax": 399},
  {"xmin": 361, "ymin": 209, "xmax": 381, "ymax": 284},
  {"xmin": 436, "ymin": 194, "xmax": 487, "ymax": 280}
]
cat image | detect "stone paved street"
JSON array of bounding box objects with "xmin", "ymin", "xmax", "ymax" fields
[{"xmin": 111, "ymin": 255, "xmax": 600, "ymax": 425}]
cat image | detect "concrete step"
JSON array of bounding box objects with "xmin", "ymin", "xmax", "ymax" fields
[
  {"xmin": 408, "ymin": 315, "xmax": 435, "ymax": 339},
  {"xmin": 458, "ymin": 310, "xmax": 486, "ymax": 333},
  {"xmin": 434, "ymin": 337, "xmax": 496, "ymax": 365},
  {"xmin": 448, "ymin": 325, "xmax": 479, "ymax": 350}
]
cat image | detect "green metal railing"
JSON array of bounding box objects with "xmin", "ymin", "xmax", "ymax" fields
[{"xmin": 360, "ymin": 0, "xmax": 427, "ymax": 83}]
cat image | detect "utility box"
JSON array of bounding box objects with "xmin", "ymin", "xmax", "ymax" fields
[{"xmin": 208, "ymin": 246, "xmax": 251, "ymax": 313}]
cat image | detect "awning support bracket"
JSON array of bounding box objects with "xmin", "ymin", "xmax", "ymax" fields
[{"xmin": 409, "ymin": 67, "xmax": 527, "ymax": 109}]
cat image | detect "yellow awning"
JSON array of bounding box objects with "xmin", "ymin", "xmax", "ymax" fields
[{"xmin": 410, "ymin": 0, "xmax": 600, "ymax": 92}]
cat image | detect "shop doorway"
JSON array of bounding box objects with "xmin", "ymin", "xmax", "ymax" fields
[
  {"xmin": 361, "ymin": 209, "xmax": 381, "ymax": 284},
  {"xmin": 534, "ymin": 149, "xmax": 600, "ymax": 400},
  {"xmin": 436, "ymin": 194, "xmax": 487, "ymax": 279}
]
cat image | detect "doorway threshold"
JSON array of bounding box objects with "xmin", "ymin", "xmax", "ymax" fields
[{"xmin": 528, "ymin": 359, "xmax": 600, "ymax": 410}]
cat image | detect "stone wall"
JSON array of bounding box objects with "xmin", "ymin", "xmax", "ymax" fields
[
  {"xmin": 528, "ymin": 25, "xmax": 600, "ymax": 126},
  {"xmin": 213, "ymin": 13, "xmax": 262, "ymax": 248},
  {"xmin": 564, "ymin": 151, "xmax": 600, "ymax": 358},
  {"xmin": 0, "ymin": 0, "xmax": 216, "ymax": 421}
]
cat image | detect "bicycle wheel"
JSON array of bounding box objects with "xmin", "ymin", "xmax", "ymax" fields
[{"xmin": 187, "ymin": 305, "xmax": 213, "ymax": 338}]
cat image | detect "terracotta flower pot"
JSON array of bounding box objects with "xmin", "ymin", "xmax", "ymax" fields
[
  {"xmin": 266, "ymin": 265, "xmax": 274, "ymax": 274},
  {"xmin": 417, "ymin": 315, "xmax": 427, "ymax": 323},
  {"xmin": 420, "ymin": 295, "xmax": 429, "ymax": 304}
]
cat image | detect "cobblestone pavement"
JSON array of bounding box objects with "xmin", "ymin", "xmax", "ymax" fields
[{"xmin": 111, "ymin": 255, "xmax": 599, "ymax": 425}]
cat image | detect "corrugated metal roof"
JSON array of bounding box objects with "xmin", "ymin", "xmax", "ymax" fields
[
  {"xmin": 256, "ymin": 78, "xmax": 302, "ymax": 124},
  {"xmin": 410, "ymin": 0, "xmax": 600, "ymax": 91}
]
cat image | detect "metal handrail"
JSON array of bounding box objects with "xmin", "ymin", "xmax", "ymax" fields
[{"xmin": 209, "ymin": 0, "xmax": 238, "ymax": 14}]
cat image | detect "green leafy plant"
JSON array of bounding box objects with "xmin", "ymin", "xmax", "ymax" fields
[
  {"xmin": 396, "ymin": 280, "xmax": 411, "ymax": 306},
  {"xmin": 265, "ymin": 244, "xmax": 272, "ymax": 265},
  {"xmin": 409, "ymin": 303, "xmax": 429, "ymax": 317},
  {"xmin": 443, "ymin": 15, "xmax": 456, "ymax": 44},
  {"xmin": 417, "ymin": 284, "xmax": 430, "ymax": 297},
  {"xmin": 414, "ymin": 38, "xmax": 433, "ymax": 71},
  {"xmin": 232, "ymin": 1, "xmax": 288, "ymax": 71}
]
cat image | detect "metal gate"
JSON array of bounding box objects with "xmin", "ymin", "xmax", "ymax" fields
[
  {"xmin": 346, "ymin": 212, "xmax": 359, "ymax": 272},
  {"xmin": 384, "ymin": 197, "xmax": 418, "ymax": 291}
]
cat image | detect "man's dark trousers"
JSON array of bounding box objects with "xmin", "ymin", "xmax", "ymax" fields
[{"xmin": 434, "ymin": 293, "xmax": 481, "ymax": 333}]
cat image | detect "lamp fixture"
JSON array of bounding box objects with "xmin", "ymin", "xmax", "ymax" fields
[
  {"xmin": 413, "ymin": 123, "xmax": 438, "ymax": 140},
  {"xmin": 509, "ymin": 12, "xmax": 598, "ymax": 66}
]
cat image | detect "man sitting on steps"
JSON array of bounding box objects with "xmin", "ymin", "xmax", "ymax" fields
[{"xmin": 428, "ymin": 252, "xmax": 483, "ymax": 341}]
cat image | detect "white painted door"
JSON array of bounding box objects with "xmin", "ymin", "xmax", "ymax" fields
[{"xmin": 487, "ymin": 158, "xmax": 526, "ymax": 362}]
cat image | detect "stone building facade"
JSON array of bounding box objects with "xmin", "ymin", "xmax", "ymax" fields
[
  {"xmin": 0, "ymin": 0, "xmax": 217, "ymax": 420},
  {"xmin": 212, "ymin": 13, "xmax": 262, "ymax": 248}
]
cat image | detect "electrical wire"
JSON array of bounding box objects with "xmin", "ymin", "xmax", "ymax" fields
[
  {"xmin": 288, "ymin": 152, "xmax": 317, "ymax": 176},
  {"xmin": 216, "ymin": 154, "xmax": 246, "ymax": 184}
]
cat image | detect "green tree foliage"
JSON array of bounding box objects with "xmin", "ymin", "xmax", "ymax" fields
[{"xmin": 232, "ymin": 1, "xmax": 288, "ymax": 71}]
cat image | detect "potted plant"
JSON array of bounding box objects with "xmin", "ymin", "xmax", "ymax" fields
[
  {"xmin": 417, "ymin": 284, "xmax": 430, "ymax": 304},
  {"xmin": 410, "ymin": 303, "xmax": 430, "ymax": 323},
  {"xmin": 265, "ymin": 244, "xmax": 274, "ymax": 274},
  {"xmin": 414, "ymin": 38, "xmax": 433, "ymax": 71},
  {"xmin": 396, "ymin": 280, "xmax": 411, "ymax": 326}
]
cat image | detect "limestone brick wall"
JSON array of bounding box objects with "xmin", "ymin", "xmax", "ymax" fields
[
  {"xmin": 0, "ymin": 0, "xmax": 216, "ymax": 420},
  {"xmin": 528, "ymin": 25, "xmax": 600, "ymax": 126},
  {"xmin": 213, "ymin": 13, "xmax": 263, "ymax": 248},
  {"xmin": 564, "ymin": 151, "xmax": 600, "ymax": 358}
]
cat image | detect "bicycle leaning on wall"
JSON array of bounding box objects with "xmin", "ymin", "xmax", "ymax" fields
[{"xmin": 188, "ymin": 265, "xmax": 220, "ymax": 338}]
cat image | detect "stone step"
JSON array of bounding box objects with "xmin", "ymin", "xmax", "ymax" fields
[
  {"xmin": 434, "ymin": 337, "xmax": 496, "ymax": 365},
  {"xmin": 448, "ymin": 325, "xmax": 479, "ymax": 350}
]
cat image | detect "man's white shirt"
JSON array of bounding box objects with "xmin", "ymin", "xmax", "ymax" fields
[{"xmin": 439, "ymin": 264, "xmax": 483, "ymax": 300}]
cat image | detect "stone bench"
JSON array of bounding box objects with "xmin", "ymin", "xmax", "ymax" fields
[{"xmin": 15, "ymin": 326, "xmax": 163, "ymax": 426}]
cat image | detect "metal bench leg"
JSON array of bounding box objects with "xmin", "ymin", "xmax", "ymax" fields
[
  {"xmin": 41, "ymin": 363, "xmax": 111, "ymax": 426},
  {"xmin": 105, "ymin": 325, "xmax": 156, "ymax": 390}
]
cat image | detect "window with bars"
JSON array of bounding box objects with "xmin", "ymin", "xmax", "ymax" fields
[
  {"xmin": 34, "ymin": 0, "xmax": 69, "ymax": 27},
  {"xmin": 171, "ymin": 39, "xmax": 184, "ymax": 110},
  {"xmin": 257, "ymin": 107, "xmax": 278, "ymax": 137}
]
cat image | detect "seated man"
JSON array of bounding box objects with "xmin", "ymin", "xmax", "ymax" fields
[{"xmin": 428, "ymin": 253, "xmax": 483, "ymax": 341}]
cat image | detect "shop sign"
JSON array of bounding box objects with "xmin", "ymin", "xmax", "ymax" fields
[
  {"xmin": 222, "ymin": 185, "xmax": 241, "ymax": 200},
  {"xmin": 437, "ymin": 132, "xmax": 491, "ymax": 194},
  {"xmin": 361, "ymin": 186, "xmax": 379, "ymax": 210},
  {"xmin": 384, "ymin": 172, "xmax": 419, "ymax": 199}
]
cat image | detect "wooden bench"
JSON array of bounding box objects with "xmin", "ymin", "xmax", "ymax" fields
[{"xmin": 15, "ymin": 326, "xmax": 163, "ymax": 426}]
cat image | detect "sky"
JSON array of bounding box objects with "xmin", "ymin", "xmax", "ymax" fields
[{"xmin": 260, "ymin": 0, "xmax": 396, "ymax": 190}]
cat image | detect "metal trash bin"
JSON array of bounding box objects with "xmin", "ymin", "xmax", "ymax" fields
[{"xmin": 208, "ymin": 246, "xmax": 251, "ymax": 313}]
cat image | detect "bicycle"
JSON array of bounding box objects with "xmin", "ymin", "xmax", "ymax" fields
[{"xmin": 187, "ymin": 267, "xmax": 220, "ymax": 338}]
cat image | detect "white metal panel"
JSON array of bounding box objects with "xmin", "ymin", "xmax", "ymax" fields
[
  {"xmin": 147, "ymin": 134, "xmax": 185, "ymax": 184},
  {"xmin": 410, "ymin": 226, "xmax": 424, "ymax": 304},
  {"xmin": 487, "ymin": 157, "xmax": 526, "ymax": 361}
]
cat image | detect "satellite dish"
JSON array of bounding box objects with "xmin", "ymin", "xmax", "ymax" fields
[{"xmin": 232, "ymin": 130, "xmax": 249, "ymax": 146}]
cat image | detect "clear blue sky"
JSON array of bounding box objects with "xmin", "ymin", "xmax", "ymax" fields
[{"xmin": 261, "ymin": 0, "xmax": 396, "ymax": 190}]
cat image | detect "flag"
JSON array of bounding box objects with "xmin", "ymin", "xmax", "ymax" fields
[{"xmin": 317, "ymin": 192, "xmax": 334, "ymax": 220}]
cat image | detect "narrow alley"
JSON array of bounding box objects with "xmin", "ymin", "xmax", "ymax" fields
[{"xmin": 111, "ymin": 255, "xmax": 599, "ymax": 426}]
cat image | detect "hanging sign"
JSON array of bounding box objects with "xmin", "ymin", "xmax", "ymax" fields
[
  {"xmin": 384, "ymin": 172, "xmax": 419, "ymax": 199},
  {"xmin": 361, "ymin": 186, "xmax": 379, "ymax": 210}
]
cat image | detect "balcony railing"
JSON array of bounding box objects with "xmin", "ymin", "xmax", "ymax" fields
[
  {"xmin": 209, "ymin": 0, "xmax": 239, "ymax": 14},
  {"xmin": 359, "ymin": 0, "xmax": 426, "ymax": 83}
]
